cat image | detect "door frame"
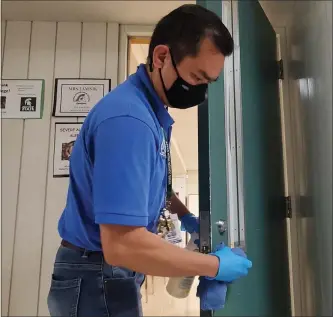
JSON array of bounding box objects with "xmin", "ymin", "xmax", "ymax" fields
[
  {"xmin": 275, "ymin": 26, "xmax": 303, "ymax": 317},
  {"xmin": 197, "ymin": 2, "xmax": 229, "ymax": 315},
  {"xmin": 200, "ymin": 0, "xmax": 299, "ymax": 315},
  {"xmin": 222, "ymin": 0, "xmax": 246, "ymax": 249},
  {"xmin": 118, "ymin": 24, "xmax": 155, "ymax": 84},
  {"xmin": 222, "ymin": 3, "xmax": 302, "ymax": 313}
]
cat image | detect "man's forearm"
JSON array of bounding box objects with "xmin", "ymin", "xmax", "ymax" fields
[
  {"xmin": 100, "ymin": 224, "xmax": 218, "ymax": 278},
  {"xmin": 170, "ymin": 191, "xmax": 190, "ymax": 218}
]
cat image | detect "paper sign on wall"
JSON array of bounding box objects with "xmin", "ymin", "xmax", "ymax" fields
[
  {"xmin": 53, "ymin": 78, "xmax": 111, "ymax": 117},
  {"xmin": 1, "ymin": 79, "xmax": 44, "ymax": 119},
  {"xmin": 53, "ymin": 122, "xmax": 82, "ymax": 177}
]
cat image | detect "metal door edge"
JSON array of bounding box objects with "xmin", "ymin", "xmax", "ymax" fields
[
  {"xmin": 231, "ymin": 0, "xmax": 246, "ymax": 249},
  {"xmin": 222, "ymin": 0, "xmax": 239, "ymax": 248}
]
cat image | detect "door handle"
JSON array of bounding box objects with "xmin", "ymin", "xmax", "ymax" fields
[{"xmin": 215, "ymin": 220, "xmax": 227, "ymax": 236}]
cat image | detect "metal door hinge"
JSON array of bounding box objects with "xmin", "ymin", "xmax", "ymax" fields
[
  {"xmin": 278, "ymin": 59, "xmax": 284, "ymax": 80},
  {"xmin": 285, "ymin": 196, "xmax": 292, "ymax": 218}
]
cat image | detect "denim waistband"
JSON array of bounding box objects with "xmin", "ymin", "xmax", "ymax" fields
[
  {"xmin": 54, "ymin": 245, "xmax": 145, "ymax": 284},
  {"xmin": 55, "ymin": 245, "xmax": 104, "ymax": 264}
]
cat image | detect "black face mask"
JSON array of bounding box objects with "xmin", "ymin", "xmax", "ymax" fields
[{"xmin": 159, "ymin": 53, "xmax": 208, "ymax": 109}]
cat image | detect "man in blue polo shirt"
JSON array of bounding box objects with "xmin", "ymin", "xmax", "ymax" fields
[{"xmin": 48, "ymin": 4, "xmax": 252, "ymax": 316}]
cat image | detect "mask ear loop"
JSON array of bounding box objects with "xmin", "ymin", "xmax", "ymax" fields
[
  {"xmin": 148, "ymin": 56, "xmax": 153, "ymax": 72},
  {"xmin": 159, "ymin": 49, "xmax": 178, "ymax": 109},
  {"xmin": 159, "ymin": 68, "xmax": 168, "ymax": 97},
  {"xmin": 149, "ymin": 55, "xmax": 168, "ymax": 108},
  {"xmin": 169, "ymin": 50, "xmax": 180, "ymax": 78},
  {"xmin": 159, "ymin": 48, "xmax": 177, "ymax": 95}
]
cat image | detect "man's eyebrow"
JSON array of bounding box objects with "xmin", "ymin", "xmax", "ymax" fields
[{"xmin": 199, "ymin": 70, "xmax": 219, "ymax": 82}]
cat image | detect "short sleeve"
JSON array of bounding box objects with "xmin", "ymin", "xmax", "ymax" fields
[{"xmin": 93, "ymin": 116, "xmax": 156, "ymax": 227}]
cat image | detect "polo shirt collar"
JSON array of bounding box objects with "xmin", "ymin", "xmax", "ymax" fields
[{"xmin": 135, "ymin": 64, "xmax": 174, "ymax": 130}]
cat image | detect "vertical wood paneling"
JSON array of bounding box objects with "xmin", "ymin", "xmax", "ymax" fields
[
  {"xmin": 38, "ymin": 22, "xmax": 82, "ymax": 316},
  {"xmin": 1, "ymin": 20, "xmax": 119, "ymax": 316},
  {"xmin": 0, "ymin": 23, "xmax": 6, "ymax": 297},
  {"xmin": 1, "ymin": 21, "xmax": 31, "ymax": 317},
  {"xmin": 1, "ymin": 21, "xmax": 6, "ymax": 70},
  {"xmin": 0, "ymin": 19, "xmax": 6, "ymax": 314},
  {"xmin": 77, "ymin": 22, "xmax": 107, "ymax": 124},
  {"xmin": 80, "ymin": 22, "xmax": 106, "ymax": 78},
  {"xmin": 106, "ymin": 23, "xmax": 119, "ymax": 90},
  {"xmin": 9, "ymin": 22, "xmax": 56, "ymax": 316}
]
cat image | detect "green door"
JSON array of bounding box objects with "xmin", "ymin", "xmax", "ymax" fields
[{"xmin": 198, "ymin": 1, "xmax": 291, "ymax": 316}]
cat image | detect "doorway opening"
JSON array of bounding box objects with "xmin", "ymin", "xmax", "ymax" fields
[
  {"xmin": 127, "ymin": 36, "xmax": 151, "ymax": 78},
  {"xmin": 126, "ymin": 33, "xmax": 200, "ymax": 316}
]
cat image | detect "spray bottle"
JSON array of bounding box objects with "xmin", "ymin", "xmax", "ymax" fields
[{"xmin": 166, "ymin": 232, "xmax": 199, "ymax": 298}]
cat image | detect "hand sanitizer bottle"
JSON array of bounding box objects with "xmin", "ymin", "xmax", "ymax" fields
[{"xmin": 166, "ymin": 232, "xmax": 199, "ymax": 298}]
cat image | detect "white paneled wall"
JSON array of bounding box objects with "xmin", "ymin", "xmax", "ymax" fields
[
  {"xmin": 10, "ymin": 21, "xmax": 57, "ymax": 317},
  {"xmin": 38, "ymin": 22, "xmax": 81, "ymax": 317},
  {"xmin": 1, "ymin": 21, "xmax": 31, "ymax": 317},
  {"xmin": 1, "ymin": 21, "xmax": 6, "ymax": 67},
  {"xmin": 1, "ymin": 21, "xmax": 119, "ymax": 316},
  {"xmin": 186, "ymin": 170, "xmax": 199, "ymax": 195}
]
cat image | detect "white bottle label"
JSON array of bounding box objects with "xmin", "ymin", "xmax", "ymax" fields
[
  {"xmin": 164, "ymin": 213, "xmax": 182, "ymax": 245},
  {"xmin": 179, "ymin": 277, "xmax": 195, "ymax": 290}
]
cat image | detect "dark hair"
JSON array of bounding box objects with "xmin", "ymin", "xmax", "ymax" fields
[{"xmin": 148, "ymin": 4, "xmax": 234, "ymax": 70}]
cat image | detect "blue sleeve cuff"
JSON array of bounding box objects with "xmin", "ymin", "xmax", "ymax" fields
[
  {"xmin": 95, "ymin": 213, "xmax": 148, "ymax": 227},
  {"xmin": 179, "ymin": 212, "xmax": 194, "ymax": 220}
]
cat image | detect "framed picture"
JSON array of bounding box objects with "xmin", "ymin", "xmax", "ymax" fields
[
  {"xmin": 1, "ymin": 79, "xmax": 45, "ymax": 119},
  {"xmin": 53, "ymin": 78, "xmax": 111, "ymax": 117},
  {"xmin": 53, "ymin": 122, "xmax": 82, "ymax": 177}
]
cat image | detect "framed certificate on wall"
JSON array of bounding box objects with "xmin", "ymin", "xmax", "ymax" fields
[
  {"xmin": 53, "ymin": 78, "xmax": 111, "ymax": 117},
  {"xmin": 53, "ymin": 122, "xmax": 82, "ymax": 177},
  {"xmin": 1, "ymin": 79, "xmax": 45, "ymax": 119}
]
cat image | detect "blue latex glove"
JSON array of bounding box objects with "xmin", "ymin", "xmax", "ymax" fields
[
  {"xmin": 208, "ymin": 244, "xmax": 252, "ymax": 282},
  {"xmin": 232, "ymin": 247, "xmax": 247, "ymax": 258},
  {"xmin": 180, "ymin": 212, "xmax": 199, "ymax": 234},
  {"xmin": 197, "ymin": 243, "xmax": 248, "ymax": 311}
]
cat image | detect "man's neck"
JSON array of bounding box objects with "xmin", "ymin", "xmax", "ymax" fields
[{"xmin": 145, "ymin": 64, "xmax": 168, "ymax": 107}]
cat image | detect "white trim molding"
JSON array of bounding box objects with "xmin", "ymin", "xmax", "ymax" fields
[
  {"xmin": 275, "ymin": 26, "xmax": 302, "ymax": 317},
  {"xmin": 118, "ymin": 24, "xmax": 154, "ymax": 84}
]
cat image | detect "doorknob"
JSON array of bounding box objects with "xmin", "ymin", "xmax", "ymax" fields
[{"xmin": 215, "ymin": 220, "xmax": 227, "ymax": 236}]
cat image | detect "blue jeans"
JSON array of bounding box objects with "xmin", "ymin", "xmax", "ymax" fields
[{"xmin": 47, "ymin": 245, "xmax": 145, "ymax": 317}]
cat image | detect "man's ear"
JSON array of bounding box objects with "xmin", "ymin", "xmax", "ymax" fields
[{"xmin": 152, "ymin": 45, "xmax": 169, "ymax": 70}]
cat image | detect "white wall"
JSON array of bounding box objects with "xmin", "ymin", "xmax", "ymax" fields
[
  {"xmin": 129, "ymin": 48, "xmax": 140, "ymax": 77},
  {"xmin": 186, "ymin": 170, "xmax": 198, "ymax": 195},
  {"xmin": 1, "ymin": 20, "xmax": 119, "ymax": 316},
  {"xmin": 286, "ymin": 1, "xmax": 332, "ymax": 315}
]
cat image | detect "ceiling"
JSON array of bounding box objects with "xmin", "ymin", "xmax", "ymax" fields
[
  {"xmin": 1, "ymin": 1, "xmax": 194, "ymax": 23},
  {"xmin": 2, "ymin": 1, "xmax": 295, "ymax": 25},
  {"xmin": 260, "ymin": 1, "xmax": 295, "ymax": 27}
]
